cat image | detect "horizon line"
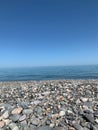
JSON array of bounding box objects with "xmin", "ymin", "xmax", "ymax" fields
[{"xmin": 0, "ymin": 64, "xmax": 98, "ymax": 68}]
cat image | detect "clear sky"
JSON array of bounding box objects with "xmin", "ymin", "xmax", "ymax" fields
[{"xmin": 0, "ymin": 0, "xmax": 98, "ymax": 67}]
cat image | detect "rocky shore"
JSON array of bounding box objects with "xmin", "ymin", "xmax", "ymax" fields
[{"xmin": 0, "ymin": 80, "xmax": 98, "ymax": 130}]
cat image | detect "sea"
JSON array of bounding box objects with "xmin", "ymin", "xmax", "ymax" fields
[{"xmin": 0, "ymin": 65, "xmax": 98, "ymax": 81}]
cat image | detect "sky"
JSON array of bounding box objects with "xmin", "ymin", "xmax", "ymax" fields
[{"xmin": 0, "ymin": 0, "xmax": 98, "ymax": 67}]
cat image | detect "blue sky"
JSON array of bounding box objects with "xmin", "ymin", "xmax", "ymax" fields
[{"xmin": 0, "ymin": 0, "xmax": 98, "ymax": 67}]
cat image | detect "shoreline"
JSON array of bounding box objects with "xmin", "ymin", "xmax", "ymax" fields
[
  {"xmin": 0, "ymin": 79, "xmax": 98, "ymax": 83},
  {"xmin": 0, "ymin": 80, "xmax": 98, "ymax": 130}
]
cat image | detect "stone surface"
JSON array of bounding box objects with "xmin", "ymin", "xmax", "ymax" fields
[
  {"xmin": 80, "ymin": 97, "xmax": 88, "ymax": 102},
  {"xmin": 23, "ymin": 109, "xmax": 33, "ymax": 115},
  {"xmin": 35, "ymin": 126, "xmax": 52, "ymax": 130},
  {"xmin": 72, "ymin": 123, "xmax": 83, "ymax": 130},
  {"xmin": 83, "ymin": 113, "xmax": 95, "ymax": 123},
  {"xmin": 19, "ymin": 115, "xmax": 26, "ymax": 121},
  {"xmin": 2, "ymin": 111, "xmax": 9, "ymax": 119},
  {"xmin": 12, "ymin": 107, "xmax": 23, "ymax": 115},
  {"xmin": 59, "ymin": 111, "xmax": 65, "ymax": 117},
  {"xmin": 10, "ymin": 114, "xmax": 20, "ymax": 122},
  {"xmin": 0, "ymin": 80, "xmax": 98, "ymax": 129},
  {"xmin": 53, "ymin": 127, "xmax": 67, "ymax": 130},
  {"xmin": 9, "ymin": 122, "xmax": 19, "ymax": 130},
  {"xmin": 0, "ymin": 121, "xmax": 5, "ymax": 128}
]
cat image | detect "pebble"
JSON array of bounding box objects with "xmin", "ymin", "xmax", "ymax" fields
[
  {"xmin": 19, "ymin": 115, "xmax": 26, "ymax": 121},
  {"xmin": 59, "ymin": 111, "xmax": 65, "ymax": 117},
  {"xmin": 50, "ymin": 123, "xmax": 55, "ymax": 128},
  {"xmin": 12, "ymin": 107, "xmax": 23, "ymax": 115},
  {"xmin": 2, "ymin": 111, "xmax": 9, "ymax": 119},
  {"xmin": 83, "ymin": 113, "xmax": 95, "ymax": 123},
  {"xmin": 53, "ymin": 127, "xmax": 67, "ymax": 130},
  {"xmin": 9, "ymin": 123, "xmax": 19, "ymax": 130},
  {"xmin": 23, "ymin": 109, "xmax": 33, "ymax": 115},
  {"xmin": 72, "ymin": 123, "xmax": 83, "ymax": 130},
  {"xmin": 20, "ymin": 120, "xmax": 27, "ymax": 126},
  {"xmin": 35, "ymin": 126, "xmax": 52, "ymax": 130},
  {"xmin": 10, "ymin": 114, "xmax": 20, "ymax": 122},
  {"xmin": 95, "ymin": 118, "xmax": 98, "ymax": 123},
  {"xmin": 31, "ymin": 100, "xmax": 41, "ymax": 105},
  {"xmin": 69, "ymin": 127, "xmax": 75, "ymax": 130},
  {"xmin": 0, "ymin": 80, "xmax": 98, "ymax": 130},
  {"xmin": 3, "ymin": 119, "xmax": 11, "ymax": 125},
  {"xmin": 30, "ymin": 118, "xmax": 40, "ymax": 125},
  {"xmin": 0, "ymin": 121, "xmax": 5, "ymax": 128},
  {"xmin": 80, "ymin": 97, "xmax": 88, "ymax": 102}
]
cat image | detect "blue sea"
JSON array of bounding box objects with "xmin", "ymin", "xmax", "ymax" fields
[{"xmin": 0, "ymin": 65, "xmax": 98, "ymax": 81}]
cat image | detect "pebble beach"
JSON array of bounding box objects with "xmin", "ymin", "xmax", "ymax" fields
[{"xmin": 0, "ymin": 80, "xmax": 98, "ymax": 130}]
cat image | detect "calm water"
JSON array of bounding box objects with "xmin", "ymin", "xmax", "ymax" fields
[{"xmin": 0, "ymin": 65, "xmax": 98, "ymax": 81}]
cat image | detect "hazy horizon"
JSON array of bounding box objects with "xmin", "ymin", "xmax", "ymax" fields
[
  {"xmin": 0, "ymin": 0, "xmax": 98, "ymax": 67},
  {"xmin": 0, "ymin": 64, "xmax": 98, "ymax": 69}
]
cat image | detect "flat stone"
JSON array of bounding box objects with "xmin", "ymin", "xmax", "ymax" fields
[
  {"xmin": 10, "ymin": 114, "xmax": 20, "ymax": 122},
  {"xmin": 9, "ymin": 123, "xmax": 19, "ymax": 130},
  {"xmin": 23, "ymin": 109, "xmax": 33, "ymax": 115},
  {"xmin": 83, "ymin": 113, "xmax": 95, "ymax": 123},
  {"xmin": 31, "ymin": 100, "xmax": 41, "ymax": 105},
  {"xmin": 19, "ymin": 115, "xmax": 26, "ymax": 121},
  {"xmin": 3, "ymin": 119, "xmax": 11, "ymax": 125},
  {"xmin": 20, "ymin": 120, "xmax": 27, "ymax": 127},
  {"xmin": 12, "ymin": 126, "xmax": 19, "ymax": 130},
  {"xmin": 53, "ymin": 127, "xmax": 67, "ymax": 130},
  {"xmin": 69, "ymin": 127, "xmax": 75, "ymax": 130},
  {"xmin": 83, "ymin": 127, "xmax": 90, "ymax": 130},
  {"xmin": 18, "ymin": 101, "xmax": 29, "ymax": 109},
  {"xmin": 72, "ymin": 123, "xmax": 83, "ymax": 130},
  {"xmin": 2, "ymin": 111, "xmax": 9, "ymax": 119},
  {"xmin": 0, "ymin": 121, "xmax": 5, "ymax": 128},
  {"xmin": 12, "ymin": 107, "xmax": 23, "ymax": 114},
  {"xmin": 30, "ymin": 118, "xmax": 40, "ymax": 125},
  {"xmin": 30, "ymin": 124, "xmax": 36, "ymax": 129},
  {"xmin": 35, "ymin": 126, "xmax": 52, "ymax": 130}
]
